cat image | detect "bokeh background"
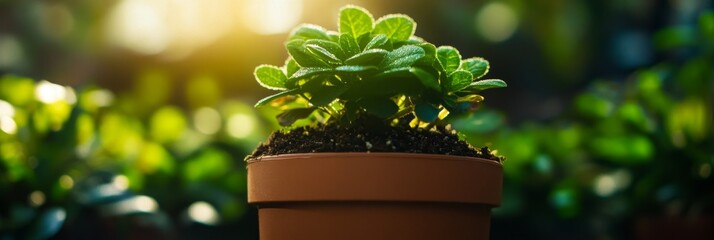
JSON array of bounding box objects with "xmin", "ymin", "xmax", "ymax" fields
[{"xmin": 1, "ymin": 0, "xmax": 713, "ymax": 239}]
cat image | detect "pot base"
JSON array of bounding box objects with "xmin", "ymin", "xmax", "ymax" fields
[{"xmin": 258, "ymin": 202, "xmax": 491, "ymax": 240}]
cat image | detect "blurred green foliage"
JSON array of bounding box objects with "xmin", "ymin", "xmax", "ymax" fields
[
  {"xmin": 0, "ymin": 73, "xmax": 269, "ymax": 239},
  {"xmin": 455, "ymin": 10, "xmax": 714, "ymax": 238}
]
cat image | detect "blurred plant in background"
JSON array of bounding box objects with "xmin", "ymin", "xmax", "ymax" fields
[
  {"xmin": 0, "ymin": 73, "xmax": 271, "ymax": 239},
  {"xmin": 454, "ymin": 10, "xmax": 714, "ymax": 239}
]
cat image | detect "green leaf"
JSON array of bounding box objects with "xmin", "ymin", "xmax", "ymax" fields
[
  {"xmin": 444, "ymin": 70, "xmax": 473, "ymax": 92},
  {"xmin": 289, "ymin": 24, "xmax": 330, "ymax": 41},
  {"xmin": 380, "ymin": 45, "xmax": 425, "ymax": 69},
  {"xmin": 436, "ymin": 46, "xmax": 461, "ymax": 73},
  {"xmin": 339, "ymin": 6, "xmax": 374, "ymax": 38},
  {"xmin": 327, "ymin": 31, "xmax": 341, "ymax": 42},
  {"xmin": 373, "ymin": 14, "xmax": 416, "ymax": 42},
  {"xmin": 254, "ymin": 65, "xmax": 287, "ymax": 90},
  {"xmin": 336, "ymin": 65, "xmax": 378, "ymax": 72},
  {"xmin": 410, "ymin": 67, "xmax": 440, "ymax": 91},
  {"xmin": 415, "ymin": 102, "xmax": 440, "ymax": 122},
  {"xmin": 306, "ymin": 44, "xmax": 342, "ymax": 65},
  {"xmin": 339, "ymin": 33, "xmax": 360, "ymax": 57},
  {"xmin": 309, "ymin": 85, "xmax": 347, "ymax": 106},
  {"xmin": 365, "ymin": 34, "xmax": 389, "ymax": 50},
  {"xmin": 289, "ymin": 67, "xmax": 334, "ymax": 80},
  {"xmin": 306, "ymin": 39, "xmax": 346, "ymax": 60},
  {"xmin": 255, "ymin": 89, "xmax": 300, "ymax": 107},
  {"xmin": 286, "ymin": 39, "xmax": 330, "ymax": 67},
  {"xmin": 415, "ymin": 43, "xmax": 437, "ymax": 66},
  {"xmin": 277, "ymin": 107, "xmax": 317, "ymax": 126},
  {"xmin": 284, "ymin": 57, "xmax": 300, "ymax": 78},
  {"xmin": 345, "ymin": 48, "xmax": 389, "ymax": 65},
  {"xmin": 466, "ymin": 79, "xmax": 507, "ymax": 91},
  {"xmin": 461, "ymin": 57, "xmax": 489, "ymax": 79},
  {"xmin": 359, "ymin": 98, "xmax": 398, "ymax": 118}
]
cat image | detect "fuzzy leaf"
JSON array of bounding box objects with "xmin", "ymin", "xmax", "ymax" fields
[
  {"xmin": 284, "ymin": 57, "xmax": 300, "ymax": 78},
  {"xmin": 373, "ymin": 14, "xmax": 416, "ymax": 42},
  {"xmin": 286, "ymin": 39, "xmax": 330, "ymax": 67},
  {"xmin": 289, "ymin": 24, "xmax": 329, "ymax": 41},
  {"xmin": 365, "ymin": 34, "xmax": 389, "ymax": 50},
  {"xmin": 415, "ymin": 102, "xmax": 440, "ymax": 122},
  {"xmin": 306, "ymin": 39, "xmax": 346, "ymax": 60},
  {"xmin": 359, "ymin": 98, "xmax": 398, "ymax": 118},
  {"xmin": 467, "ymin": 79, "xmax": 507, "ymax": 91},
  {"xmin": 415, "ymin": 43, "xmax": 437, "ymax": 66},
  {"xmin": 254, "ymin": 65, "xmax": 287, "ymax": 90},
  {"xmin": 410, "ymin": 67, "xmax": 440, "ymax": 91},
  {"xmin": 327, "ymin": 31, "xmax": 341, "ymax": 42},
  {"xmin": 380, "ymin": 45, "xmax": 425, "ymax": 69},
  {"xmin": 339, "ymin": 34, "xmax": 361, "ymax": 57},
  {"xmin": 255, "ymin": 89, "xmax": 300, "ymax": 107},
  {"xmin": 345, "ymin": 48, "xmax": 389, "ymax": 65},
  {"xmin": 289, "ymin": 67, "xmax": 334, "ymax": 80},
  {"xmin": 444, "ymin": 70, "xmax": 473, "ymax": 92},
  {"xmin": 336, "ymin": 65, "xmax": 378, "ymax": 72},
  {"xmin": 306, "ymin": 44, "xmax": 342, "ymax": 64},
  {"xmin": 339, "ymin": 6, "xmax": 374, "ymax": 37},
  {"xmin": 277, "ymin": 107, "xmax": 317, "ymax": 126},
  {"xmin": 461, "ymin": 57, "xmax": 489, "ymax": 79},
  {"xmin": 436, "ymin": 46, "xmax": 461, "ymax": 73}
]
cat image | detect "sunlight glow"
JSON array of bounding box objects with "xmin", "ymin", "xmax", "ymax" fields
[
  {"xmin": 112, "ymin": 175, "xmax": 129, "ymax": 191},
  {"xmin": 475, "ymin": 2, "xmax": 518, "ymax": 42},
  {"xmin": 194, "ymin": 107, "xmax": 222, "ymax": 135},
  {"xmin": 106, "ymin": 0, "xmax": 241, "ymax": 58},
  {"xmin": 101, "ymin": 195, "xmax": 159, "ymax": 216},
  {"xmin": 59, "ymin": 175, "xmax": 74, "ymax": 190},
  {"xmin": 0, "ymin": 116, "xmax": 17, "ymax": 135},
  {"xmin": 226, "ymin": 113, "xmax": 256, "ymax": 139},
  {"xmin": 242, "ymin": 0, "xmax": 303, "ymax": 35},
  {"xmin": 29, "ymin": 191, "xmax": 46, "ymax": 207},
  {"xmin": 0, "ymin": 100, "xmax": 16, "ymax": 134},
  {"xmin": 188, "ymin": 201, "xmax": 220, "ymax": 225},
  {"xmin": 594, "ymin": 175, "xmax": 616, "ymax": 197},
  {"xmin": 35, "ymin": 80, "xmax": 67, "ymax": 104}
]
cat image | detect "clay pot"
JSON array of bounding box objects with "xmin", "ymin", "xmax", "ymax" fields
[{"xmin": 247, "ymin": 152, "xmax": 503, "ymax": 240}]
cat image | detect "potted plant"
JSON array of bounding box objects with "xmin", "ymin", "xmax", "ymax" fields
[{"xmin": 247, "ymin": 5, "xmax": 507, "ymax": 240}]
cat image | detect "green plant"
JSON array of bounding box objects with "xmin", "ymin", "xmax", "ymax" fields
[{"xmin": 254, "ymin": 5, "xmax": 506, "ymax": 127}]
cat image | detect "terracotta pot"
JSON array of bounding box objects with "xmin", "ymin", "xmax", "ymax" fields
[{"xmin": 247, "ymin": 152, "xmax": 503, "ymax": 240}]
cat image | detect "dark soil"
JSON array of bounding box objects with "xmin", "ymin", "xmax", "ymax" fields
[{"xmin": 248, "ymin": 115, "xmax": 503, "ymax": 162}]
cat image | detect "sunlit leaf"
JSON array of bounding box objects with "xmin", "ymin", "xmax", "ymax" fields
[
  {"xmin": 461, "ymin": 57, "xmax": 490, "ymax": 79},
  {"xmin": 289, "ymin": 24, "xmax": 330, "ymax": 41},
  {"xmin": 364, "ymin": 34, "xmax": 389, "ymax": 50},
  {"xmin": 339, "ymin": 6, "xmax": 374, "ymax": 37},
  {"xmin": 345, "ymin": 48, "xmax": 388, "ymax": 65},
  {"xmin": 380, "ymin": 45, "xmax": 425, "ymax": 69},
  {"xmin": 373, "ymin": 14, "xmax": 416, "ymax": 42},
  {"xmin": 286, "ymin": 39, "xmax": 330, "ymax": 67},
  {"xmin": 254, "ymin": 65, "xmax": 287, "ymax": 90},
  {"xmin": 444, "ymin": 70, "xmax": 473, "ymax": 92},
  {"xmin": 466, "ymin": 79, "xmax": 507, "ymax": 91},
  {"xmin": 436, "ymin": 46, "xmax": 461, "ymax": 73}
]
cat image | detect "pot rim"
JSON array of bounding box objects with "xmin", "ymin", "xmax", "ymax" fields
[
  {"xmin": 247, "ymin": 152, "xmax": 502, "ymax": 166},
  {"xmin": 247, "ymin": 152, "xmax": 503, "ymax": 206}
]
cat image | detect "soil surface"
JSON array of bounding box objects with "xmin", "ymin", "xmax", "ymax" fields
[{"xmin": 248, "ymin": 115, "xmax": 503, "ymax": 162}]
